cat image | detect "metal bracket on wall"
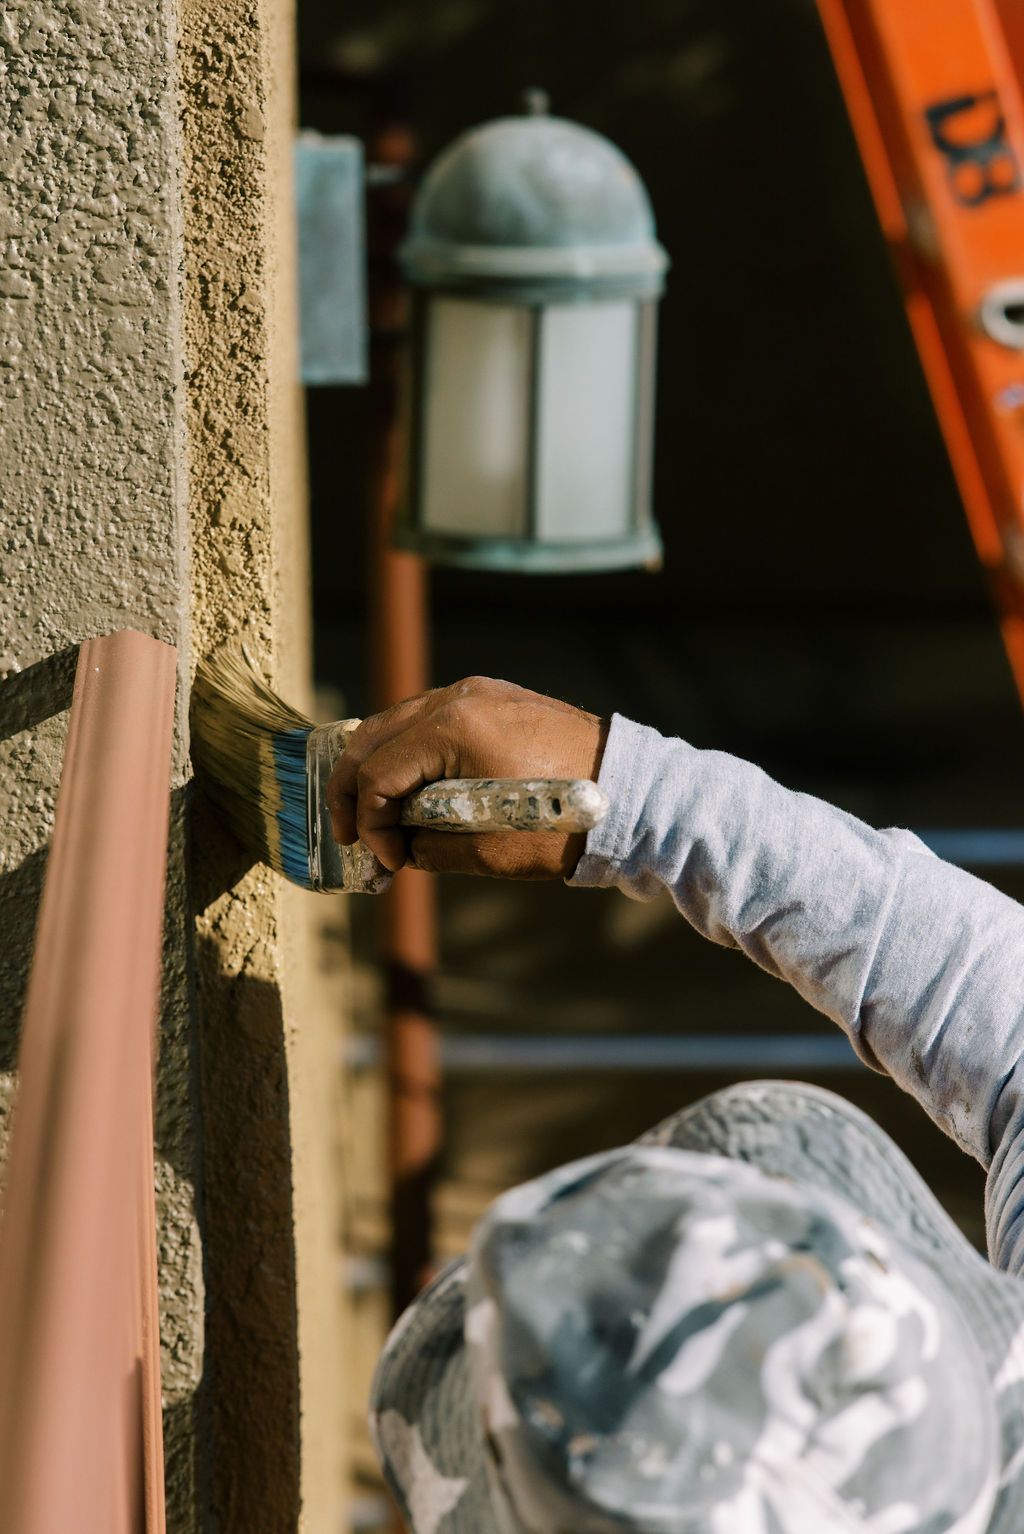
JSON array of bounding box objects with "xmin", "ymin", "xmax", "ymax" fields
[
  {"xmin": 344, "ymin": 1032, "xmax": 863, "ymax": 1074},
  {"xmin": 916, "ymin": 827, "xmax": 1024, "ymax": 864},
  {"xmin": 295, "ymin": 132, "xmax": 368, "ymax": 385}
]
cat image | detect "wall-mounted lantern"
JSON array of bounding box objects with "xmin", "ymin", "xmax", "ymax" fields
[{"xmin": 395, "ymin": 92, "xmax": 669, "ymax": 573}]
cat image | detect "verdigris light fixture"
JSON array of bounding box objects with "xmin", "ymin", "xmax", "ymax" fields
[{"xmin": 396, "ymin": 91, "xmax": 669, "ymax": 573}]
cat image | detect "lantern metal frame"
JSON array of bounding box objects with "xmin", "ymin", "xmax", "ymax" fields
[
  {"xmin": 395, "ymin": 98, "xmax": 669, "ymax": 574},
  {"xmin": 397, "ymin": 291, "xmax": 662, "ymax": 573}
]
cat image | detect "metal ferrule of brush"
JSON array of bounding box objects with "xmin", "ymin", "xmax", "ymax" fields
[
  {"xmin": 306, "ymin": 718, "xmax": 611, "ymax": 894},
  {"xmin": 307, "ymin": 722, "xmax": 393, "ymax": 894}
]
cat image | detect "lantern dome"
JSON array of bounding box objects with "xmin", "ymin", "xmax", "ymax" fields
[{"xmin": 400, "ymin": 96, "xmax": 669, "ymax": 301}]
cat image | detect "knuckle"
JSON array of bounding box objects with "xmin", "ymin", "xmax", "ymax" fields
[
  {"xmin": 450, "ymin": 674, "xmax": 500, "ymax": 698},
  {"xmin": 441, "ymin": 695, "xmax": 477, "ymax": 734},
  {"xmin": 341, "ymin": 723, "xmax": 371, "ymax": 759},
  {"xmin": 445, "ymin": 692, "xmax": 471, "ymax": 718}
]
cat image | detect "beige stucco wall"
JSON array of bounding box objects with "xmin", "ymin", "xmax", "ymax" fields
[
  {"xmin": 181, "ymin": 0, "xmax": 348, "ymax": 1527},
  {"xmin": 0, "ymin": 0, "xmax": 348, "ymax": 1528},
  {"xmin": 0, "ymin": 1, "xmax": 205, "ymax": 1522}
]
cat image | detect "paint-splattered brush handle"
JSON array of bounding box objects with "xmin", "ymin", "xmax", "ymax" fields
[
  {"xmin": 307, "ymin": 721, "xmax": 609, "ymax": 893},
  {"xmin": 397, "ymin": 778, "xmax": 608, "ymax": 833}
]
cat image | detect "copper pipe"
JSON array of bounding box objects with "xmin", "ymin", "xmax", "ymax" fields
[
  {"xmin": 366, "ymin": 119, "xmax": 442, "ymax": 1321},
  {"xmin": 0, "ymin": 631, "xmax": 173, "ymax": 1534}
]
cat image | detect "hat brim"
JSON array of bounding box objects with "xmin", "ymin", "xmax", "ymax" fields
[{"xmin": 371, "ymin": 1081, "xmax": 1024, "ymax": 1534}]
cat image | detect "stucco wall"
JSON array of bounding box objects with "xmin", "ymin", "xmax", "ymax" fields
[
  {"xmin": 181, "ymin": 0, "xmax": 348, "ymax": 1528},
  {"xmin": 0, "ymin": 1, "xmax": 205, "ymax": 1523},
  {"xmin": 181, "ymin": 0, "xmax": 299, "ymax": 1526},
  {"xmin": 1, "ymin": 0, "xmax": 347, "ymax": 1528}
]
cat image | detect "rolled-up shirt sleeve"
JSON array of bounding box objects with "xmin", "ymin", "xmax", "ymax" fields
[{"xmin": 569, "ymin": 715, "xmax": 1024, "ymax": 1226}]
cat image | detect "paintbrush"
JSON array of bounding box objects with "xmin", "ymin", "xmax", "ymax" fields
[{"xmin": 190, "ymin": 644, "xmax": 609, "ymax": 893}]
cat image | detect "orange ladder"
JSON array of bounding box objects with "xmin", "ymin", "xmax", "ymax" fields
[{"xmin": 816, "ymin": 0, "xmax": 1024, "ymax": 703}]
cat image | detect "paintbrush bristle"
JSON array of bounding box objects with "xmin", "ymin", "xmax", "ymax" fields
[{"xmin": 190, "ymin": 643, "xmax": 316, "ymax": 888}]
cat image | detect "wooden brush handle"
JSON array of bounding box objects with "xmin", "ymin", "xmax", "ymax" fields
[{"xmin": 397, "ymin": 778, "xmax": 608, "ymax": 834}]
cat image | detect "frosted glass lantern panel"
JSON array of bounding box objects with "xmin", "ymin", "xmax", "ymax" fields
[
  {"xmin": 422, "ymin": 298, "xmax": 530, "ymax": 537},
  {"xmin": 535, "ymin": 302, "xmax": 638, "ymax": 543}
]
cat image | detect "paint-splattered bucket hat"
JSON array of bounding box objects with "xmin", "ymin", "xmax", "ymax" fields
[{"xmin": 371, "ymin": 1082, "xmax": 1024, "ymax": 1534}]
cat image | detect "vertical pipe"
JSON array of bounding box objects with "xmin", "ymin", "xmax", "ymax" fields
[{"xmin": 365, "ymin": 119, "xmax": 442, "ymax": 1321}]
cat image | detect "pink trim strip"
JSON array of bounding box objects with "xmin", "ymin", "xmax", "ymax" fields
[{"xmin": 0, "ymin": 631, "xmax": 174, "ymax": 1534}]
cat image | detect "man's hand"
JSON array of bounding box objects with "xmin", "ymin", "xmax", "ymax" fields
[{"xmin": 325, "ymin": 677, "xmax": 608, "ymax": 879}]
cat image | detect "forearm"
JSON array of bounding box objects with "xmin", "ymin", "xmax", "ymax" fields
[{"xmin": 570, "ymin": 715, "xmax": 1024, "ymax": 1167}]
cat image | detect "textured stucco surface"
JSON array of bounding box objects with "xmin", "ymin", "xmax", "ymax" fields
[
  {"xmin": 1, "ymin": 2, "xmax": 346, "ymax": 1529},
  {"xmin": 180, "ymin": 0, "xmax": 302, "ymax": 1517},
  {"xmin": 0, "ymin": 2, "xmax": 205, "ymax": 1525},
  {"xmin": 181, "ymin": 0, "xmax": 348, "ymax": 1528}
]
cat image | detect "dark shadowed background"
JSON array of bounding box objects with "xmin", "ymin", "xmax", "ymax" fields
[{"xmin": 296, "ymin": 1, "xmax": 1024, "ymax": 1496}]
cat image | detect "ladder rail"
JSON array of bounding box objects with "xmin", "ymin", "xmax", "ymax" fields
[{"xmin": 816, "ymin": 0, "xmax": 1024, "ymax": 699}]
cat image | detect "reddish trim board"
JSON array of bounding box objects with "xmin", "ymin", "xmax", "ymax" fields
[{"xmin": 0, "ymin": 631, "xmax": 175, "ymax": 1534}]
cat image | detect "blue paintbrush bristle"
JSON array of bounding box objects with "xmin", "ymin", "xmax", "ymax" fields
[
  {"xmin": 191, "ymin": 645, "xmax": 325, "ymax": 890},
  {"xmin": 273, "ymin": 727, "xmax": 315, "ymax": 888}
]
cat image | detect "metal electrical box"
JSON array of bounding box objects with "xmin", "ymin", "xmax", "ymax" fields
[{"xmin": 295, "ymin": 132, "xmax": 368, "ymax": 385}]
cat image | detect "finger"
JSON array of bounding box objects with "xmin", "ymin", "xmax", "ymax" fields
[
  {"xmin": 337, "ymin": 675, "xmax": 507, "ymax": 786},
  {"xmin": 354, "ymin": 722, "xmax": 459, "ymax": 870},
  {"xmin": 407, "ymin": 829, "xmax": 582, "ymax": 881},
  {"xmin": 331, "ymin": 790, "xmax": 358, "ymax": 848},
  {"xmin": 329, "ymin": 679, "xmax": 500, "ymax": 854},
  {"xmin": 325, "ymin": 690, "xmax": 443, "ymax": 842},
  {"xmin": 331, "ymin": 673, "xmax": 562, "ymax": 822},
  {"xmin": 358, "ymin": 822, "xmax": 409, "ymax": 875}
]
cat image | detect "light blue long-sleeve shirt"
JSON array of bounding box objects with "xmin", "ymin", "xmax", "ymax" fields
[{"xmin": 568, "ymin": 715, "xmax": 1024, "ymax": 1273}]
